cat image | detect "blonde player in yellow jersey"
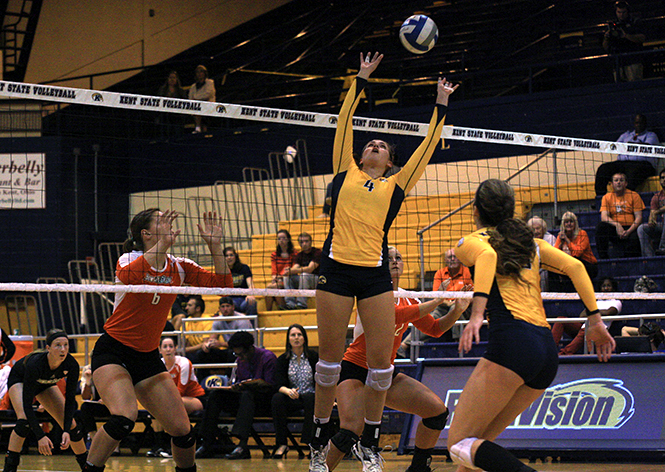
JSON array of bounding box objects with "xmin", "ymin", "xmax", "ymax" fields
[
  {"xmin": 447, "ymin": 179, "xmax": 615, "ymax": 472},
  {"xmin": 308, "ymin": 51, "xmax": 458, "ymax": 472}
]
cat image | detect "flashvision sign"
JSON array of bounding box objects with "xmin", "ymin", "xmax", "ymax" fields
[
  {"xmin": 445, "ymin": 378, "xmax": 635, "ymax": 431},
  {"xmin": 401, "ymin": 356, "xmax": 665, "ymax": 453}
]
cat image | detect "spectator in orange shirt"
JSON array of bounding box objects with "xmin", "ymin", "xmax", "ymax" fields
[
  {"xmin": 399, "ymin": 249, "xmax": 472, "ymax": 356},
  {"xmin": 550, "ymin": 212, "xmax": 598, "ymax": 292},
  {"xmin": 595, "ymin": 172, "xmax": 644, "ymax": 258}
]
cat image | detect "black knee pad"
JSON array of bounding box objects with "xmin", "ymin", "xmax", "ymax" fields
[
  {"xmin": 422, "ymin": 409, "xmax": 449, "ymax": 431},
  {"xmin": 102, "ymin": 415, "xmax": 135, "ymax": 441},
  {"xmin": 13, "ymin": 419, "xmax": 30, "ymax": 438},
  {"xmin": 69, "ymin": 422, "xmax": 85, "ymax": 442},
  {"xmin": 171, "ymin": 428, "xmax": 195, "ymax": 449},
  {"xmin": 82, "ymin": 463, "xmax": 105, "ymax": 472},
  {"xmin": 330, "ymin": 428, "xmax": 359, "ymax": 454},
  {"xmin": 175, "ymin": 465, "xmax": 196, "ymax": 472}
]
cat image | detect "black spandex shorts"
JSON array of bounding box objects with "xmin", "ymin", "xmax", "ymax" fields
[
  {"xmin": 317, "ymin": 254, "xmax": 393, "ymax": 300},
  {"xmin": 483, "ymin": 317, "xmax": 559, "ymax": 390},
  {"xmin": 338, "ymin": 360, "xmax": 398, "ymax": 384},
  {"xmin": 91, "ymin": 332, "xmax": 166, "ymax": 385},
  {"xmin": 6, "ymin": 360, "xmax": 52, "ymax": 395}
]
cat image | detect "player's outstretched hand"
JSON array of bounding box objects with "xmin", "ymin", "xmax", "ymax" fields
[
  {"xmin": 437, "ymin": 77, "xmax": 459, "ymax": 106},
  {"xmin": 198, "ymin": 211, "xmax": 224, "ymax": 247},
  {"xmin": 357, "ymin": 52, "xmax": 383, "ymax": 80}
]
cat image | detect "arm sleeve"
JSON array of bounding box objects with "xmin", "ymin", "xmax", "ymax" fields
[
  {"xmin": 454, "ymin": 235, "xmax": 496, "ymax": 298},
  {"xmin": 432, "ymin": 269, "xmax": 445, "ymax": 291},
  {"xmin": 538, "ymin": 240, "xmax": 599, "ymax": 314},
  {"xmin": 260, "ymin": 354, "xmax": 277, "ymax": 385},
  {"xmin": 181, "ymin": 260, "xmax": 233, "ymax": 288},
  {"xmin": 395, "ymin": 104, "xmax": 448, "ymax": 194},
  {"xmin": 332, "ymin": 77, "xmax": 367, "ymax": 175},
  {"xmin": 0, "ymin": 329, "xmax": 15, "ymax": 363},
  {"xmin": 21, "ymin": 358, "xmax": 46, "ymax": 440},
  {"xmin": 652, "ymin": 194, "xmax": 659, "ymax": 211},
  {"xmin": 413, "ymin": 314, "xmax": 445, "ymax": 338},
  {"xmin": 394, "ymin": 303, "xmax": 422, "ymax": 324},
  {"xmin": 63, "ymin": 357, "xmax": 80, "ymax": 433}
]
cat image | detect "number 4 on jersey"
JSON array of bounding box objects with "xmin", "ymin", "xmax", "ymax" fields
[{"xmin": 363, "ymin": 180, "xmax": 375, "ymax": 192}]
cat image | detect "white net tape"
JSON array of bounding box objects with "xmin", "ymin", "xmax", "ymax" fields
[
  {"xmin": 1, "ymin": 80, "xmax": 663, "ymax": 158},
  {"xmin": 1, "ymin": 282, "xmax": 663, "ymax": 300}
]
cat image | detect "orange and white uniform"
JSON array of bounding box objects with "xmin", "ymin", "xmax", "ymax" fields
[
  {"xmin": 105, "ymin": 251, "xmax": 232, "ymax": 352},
  {"xmin": 165, "ymin": 355, "xmax": 205, "ymax": 398},
  {"xmin": 343, "ymin": 289, "xmax": 445, "ymax": 367}
]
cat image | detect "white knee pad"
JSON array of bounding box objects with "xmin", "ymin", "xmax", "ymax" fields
[
  {"xmin": 450, "ymin": 437, "xmax": 479, "ymax": 469},
  {"xmin": 365, "ymin": 365, "xmax": 394, "ymax": 391},
  {"xmin": 315, "ymin": 360, "xmax": 341, "ymax": 387}
]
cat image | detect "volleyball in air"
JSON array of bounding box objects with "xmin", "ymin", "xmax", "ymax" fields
[{"xmin": 399, "ymin": 14, "xmax": 438, "ymax": 54}]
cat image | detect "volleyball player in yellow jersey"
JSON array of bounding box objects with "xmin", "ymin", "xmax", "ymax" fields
[
  {"xmin": 308, "ymin": 51, "xmax": 458, "ymax": 472},
  {"xmin": 448, "ymin": 179, "xmax": 616, "ymax": 472}
]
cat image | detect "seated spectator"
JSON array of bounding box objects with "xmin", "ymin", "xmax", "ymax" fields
[
  {"xmin": 400, "ymin": 248, "xmax": 472, "ymax": 355},
  {"xmin": 595, "ymin": 172, "xmax": 643, "ymax": 258},
  {"xmin": 158, "ymin": 70, "xmax": 188, "ymax": 99},
  {"xmin": 265, "ymin": 230, "xmax": 298, "ymax": 311},
  {"xmin": 189, "ymin": 64, "xmax": 216, "ymax": 134},
  {"xmin": 550, "ymin": 211, "xmax": 598, "ymax": 292},
  {"xmin": 622, "ymin": 322, "xmax": 665, "ymax": 352},
  {"xmin": 156, "ymin": 70, "xmax": 188, "ymax": 137},
  {"xmin": 527, "ymin": 216, "xmax": 556, "ymax": 291},
  {"xmin": 224, "ymin": 246, "xmax": 258, "ymax": 315},
  {"xmin": 148, "ymin": 337, "xmax": 206, "ymax": 458},
  {"xmin": 637, "ymin": 169, "xmax": 665, "ymax": 257},
  {"xmin": 173, "ymin": 295, "xmax": 215, "ymax": 361},
  {"xmin": 595, "ymin": 114, "xmax": 659, "ymax": 196},
  {"xmin": 193, "ymin": 296, "xmax": 254, "ymax": 381},
  {"xmin": 283, "ymin": 232, "xmax": 321, "ymax": 309},
  {"xmin": 553, "ymin": 277, "xmax": 622, "ymax": 355},
  {"xmin": 271, "ymin": 324, "xmax": 318, "ymax": 458},
  {"xmin": 195, "ymin": 331, "xmax": 276, "ymax": 460}
]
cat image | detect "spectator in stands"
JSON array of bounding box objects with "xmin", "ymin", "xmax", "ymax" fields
[
  {"xmin": 555, "ymin": 277, "xmax": 622, "ymax": 355},
  {"xmin": 2, "ymin": 330, "xmax": 88, "ymax": 472},
  {"xmin": 271, "ymin": 324, "xmax": 318, "ymax": 458},
  {"xmin": 325, "ymin": 246, "xmax": 469, "ymax": 472},
  {"xmin": 595, "ymin": 114, "xmax": 659, "ymax": 196},
  {"xmin": 173, "ymin": 296, "xmax": 216, "ymax": 361},
  {"xmin": 637, "ymin": 169, "xmax": 665, "ymax": 257},
  {"xmin": 265, "ymin": 229, "xmax": 298, "ymax": 311},
  {"xmin": 399, "ymin": 249, "xmax": 472, "ymax": 355},
  {"xmin": 550, "ymin": 211, "xmax": 598, "ymax": 291},
  {"xmin": 156, "ymin": 71, "xmax": 188, "ymax": 138},
  {"xmin": 148, "ymin": 337, "xmax": 206, "ymax": 458},
  {"xmin": 158, "ymin": 71, "xmax": 188, "ymax": 99},
  {"xmin": 196, "ymin": 331, "xmax": 276, "ymax": 460},
  {"xmin": 193, "ymin": 296, "xmax": 254, "ymax": 382},
  {"xmin": 224, "ymin": 247, "xmax": 258, "ymax": 316},
  {"xmin": 526, "ymin": 217, "xmax": 556, "ymax": 291},
  {"xmin": 602, "ymin": 1, "xmax": 647, "ymax": 82},
  {"xmin": 283, "ymin": 232, "xmax": 322, "ymax": 309},
  {"xmin": 596, "ymin": 172, "xmax": 644, "ymax": 258},
  {"xmin": 188, "ymin": 65, "xmax": 216, "ymax": 134}
]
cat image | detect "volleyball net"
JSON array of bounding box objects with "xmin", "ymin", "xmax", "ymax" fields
[{"xmin": 0, "ymin": 80, "xmax": 663, "ymax": 341}]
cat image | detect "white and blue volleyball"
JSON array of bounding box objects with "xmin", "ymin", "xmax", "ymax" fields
[{"xmin": 399, "ymin": 15, "xmax": 439, "ymax": 54}]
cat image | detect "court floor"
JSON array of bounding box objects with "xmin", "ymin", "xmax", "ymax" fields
[{"xmin": 15, "ymin": 452, "xmax": 665, "ymax": 472}]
